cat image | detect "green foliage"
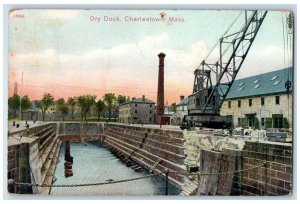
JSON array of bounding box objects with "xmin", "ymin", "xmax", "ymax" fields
[
  {"xmin": 103, "ymin": 93, "xmax": 117, "ymax": 121},
  {"xmin": 283, "ymin": 118, "xmax": 289, "ymax": 129},
  {"xmin": 67, "ymin": 97, "xmax": 77, "ymax": 119},
  {"xmin": 241, "ymin": 118, "xmax": 248, "ymax": 128},
  {"xmin": 20, "ymin": 95, "xmax": 31, "ymax": 120},
  {"xmin": 8, "ymin": 94, "xmax": 20, "ymax": 118},
  {"xmin": 170, "ymin": 103, "xmax": 177, "ymax": 112},
  {"xmin": 126, "ymin": 96, "xmax": 131, "ymax": 102},
  {"xmin": 77, "ymin": 95, "xmax": 96, "ymax": 123},
  {"xmin": 265, "ymin": 117, "xmax": 272, "ymax": 128},
  {"xmin": 56, "ymin": 98, "xmax": 69, "ymax": 121},
  {"xmin": 95, "ymin": 99, "xmax": 105, "ymax": 121},
  {"xmin": 253, "ymin": 117, "xmax": 260, "ymax": 130},
  {"xmin": 117, "ymin": 95, "xmax": 126, "ymax": 105},
  {"xmin": 21, "ymin": 95, "xmax": 31, "ymax": 111},
  {"xmin": 37, "ymin": 93, "xmax": 54, "ymax": 121}
]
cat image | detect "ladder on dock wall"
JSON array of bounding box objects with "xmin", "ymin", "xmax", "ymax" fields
[
  {"xmin": 149, "ymin": 159, "xmax": 162, "ymax": 173},
  {"xmin": 128, "ymin": 132, "xmax": 148, "ymax": 159},
  {"xmin": 80, "ymin": 136, "xmax": 87, "ymax": 145}
]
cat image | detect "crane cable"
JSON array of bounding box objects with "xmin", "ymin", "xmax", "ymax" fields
[
  {"xmin": 202, "ymin": 10, "xmax": 244, "ymax": 62},
  {"xmin": 281, "ymin": 13, "xmax": 286, "ymax": 68},
  {"xmin": 282, "ymin": 12, "xmax": 293, "ymax": 127}
]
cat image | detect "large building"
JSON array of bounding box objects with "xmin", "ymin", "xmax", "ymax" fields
[
  {"xmin": 220, "ymin": 67, "xmax": 293, "ymax": 129},
  {"xmin": 118, "ymin": 95, "xmax": 156, "ymax": 124},
  {"xmin": 170, "ymin": 68, "xmax": 293, "ymax": 129},
  {"xmin": 170, "ymin": 96, "xmax": 188, "ymax": 126}
]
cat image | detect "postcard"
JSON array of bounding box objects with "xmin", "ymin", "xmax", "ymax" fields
[{"xmin": 7, "ymin": 9, "xmax": 294, "ymax": 196}]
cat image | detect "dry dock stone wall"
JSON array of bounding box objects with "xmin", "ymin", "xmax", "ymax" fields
[
  {"xmin": 103, "ymin": 124, "xmax": 188, "ymax": 188},
  {"xmin": 234, "ymin": 141, "xmax": 292, "ymax": 196},
  {"xmin": 183, "ymin": 130, "xmax": 293, "ymax": 196},
  {"xmin": 8, "ymin": 123, "xmax": 59, "ymax": 194}
]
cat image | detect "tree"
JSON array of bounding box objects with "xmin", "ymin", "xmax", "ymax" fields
[
  {"xmin": 21, "ymin": 95, "xmax": 31, "ymax": 120},
  {"xmin": 170, "ymin": 103, "xmax": 177, "ymax": 112},
  {"xmin": 77, "ymin": 95, "xmax": 96, "ymax": 123},
  {"xmin": 103, "ymin": 93, "xmax": 117, "ymax": 121},
  {"xmin": 36, "ymin": 93, "xmax": 54, "ymax": 121},
  {"xmin": 126, "ymin": 96, "xmax": 131, "ymax": 102},
  {"xmin": 67, "ymin": 97, "xmax": 77, "ymax": 119},
  {"xmin": 8, "ymin": 94, "xmax": 20, "ymax": 118},
  {"xmin": 56, "ymin": 98, "xmax": 69, "ymax": 121},
  {"xmin": 95, "ymin": 99, "xmax": 105, "ymax": 122},
  {"xmin": 117, "ymin": 95, "xmax": 126, "ymax": 105}
]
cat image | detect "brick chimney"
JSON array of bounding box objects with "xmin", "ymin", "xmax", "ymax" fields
[
  {"xmin": 157, "ymin": 52, "xmax": 166, "ymax": 125},
  {"xmin": 180, "ymin": 95, "xmax": 184, "ymax": 101},
  {"xmin": 142, "ymin": 95, "xmax": 145, "ymax": 102}
]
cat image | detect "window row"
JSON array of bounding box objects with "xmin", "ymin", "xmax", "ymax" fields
[
  {"xmin": 134, "ymin": 103, "xmax": 153, "ymax": 108},
  {"xmin": 228, "ymin": 96, "xmax": 280, "ymax": 109}
]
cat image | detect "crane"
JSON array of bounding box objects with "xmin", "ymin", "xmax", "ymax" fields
[{"xmin": 181, "ymin": 10, "xmax": 268, "ymax": 129}]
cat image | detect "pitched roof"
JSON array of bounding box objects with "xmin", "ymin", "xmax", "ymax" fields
[
  {"xmin": 120, "ymin": 97, "xmax": 155, "ymax": 106},
  {"xmin": 176, "ymin": 67, "xmax": 293, "ymax": 105},
  {"xmin": 176, "ymin": 97, "xmax": 189, "ymax": 106},
  {"xmin": 225, "ymin": 67, "xmax": 293, "ymax": 99}
]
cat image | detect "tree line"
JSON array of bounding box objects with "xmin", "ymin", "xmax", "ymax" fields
[{"xmin": 8, "ymin": 93, "xmax": 130, "ymax": 123}]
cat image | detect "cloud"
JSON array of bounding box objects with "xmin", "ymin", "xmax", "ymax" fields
[{"xmin": 9, "ymin": 34, "xmax": 286, "ymax": 102}]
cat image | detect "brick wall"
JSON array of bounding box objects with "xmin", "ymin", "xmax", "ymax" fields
[{"xmin": 232, "ymin": 141, "xmax": 292, "ymax": 196}]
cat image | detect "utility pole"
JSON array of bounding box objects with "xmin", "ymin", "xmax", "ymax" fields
[{"xmin": 19, "ymin": 71, "xmax": 23, "ymax": 120}]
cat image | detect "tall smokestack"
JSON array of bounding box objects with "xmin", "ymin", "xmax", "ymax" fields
[{"xmin": 157, "ymin": 52, "xmax": 166, "ymax": 125}]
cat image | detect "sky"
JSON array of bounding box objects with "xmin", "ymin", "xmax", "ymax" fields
[{"xmin": 8, "ymin": 9, "xmax": 293, "ymax": 104}]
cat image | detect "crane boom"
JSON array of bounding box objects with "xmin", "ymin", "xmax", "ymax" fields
[{"xmin": 182, "ymin": 10, "xmax": 268, "ymax": 129}]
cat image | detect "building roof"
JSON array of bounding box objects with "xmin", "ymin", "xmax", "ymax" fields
[
  {"xmin": 176, "ymin": 97, "xmax": 189, "ymax": 106},
  {"xmin": 120, "ymin": 97, "xmax": 155, "ymax": 106},
  {"xmin": 225, "ymin": 67, "xmax": 293, "ymax": 99},
  {"xmin": 176, "ymin": 67, "xmax": 293, "ymax": 105}
]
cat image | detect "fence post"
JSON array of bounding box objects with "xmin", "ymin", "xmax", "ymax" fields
[
  {"xmin": 165, "ymin": 168, "xmax": 169, "ymax": 196},
  {"xmin": 263, "ymin": 162, "xmax": 268, "ymax": 195},
  {"xmin": 8, "ymin": 179, "xmax": 15, "ymax": 193}
]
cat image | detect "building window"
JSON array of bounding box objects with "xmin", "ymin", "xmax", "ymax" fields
[
  {"xmin": 261, "ymin": 118, "xmax": 265, "ymax": 126},
  {"xmin": 150, "ymin": 110, "xmax": 152, "ymax": 114},
  {"xmin": 261, "ymin": 97, "xmax": 265, "ymax": 106},
  {"xmin": 275, "ymin": 96, "xmax": 280, "ymax": 105},
  {"xmin": 135, "ymin": 110, "xmax": 137, "ymax": 114},
  {"xmin": 238, "ymin": 100, "xmax": 241, "ymax": 108},
  {"xmin": 150, "ymin": 104, "xmax": 152, "ymax": 108},
  {"xmin": 135, "ymin": 103, "xmax": 137, "ymax": 107},
  {"xmin": 249, "ymin": 99, "xmax": 252, "ymax": 107},
  {"xmin": 228, "ymin": 101, "xmax": 231, "ymax": 109},
  {"xmin": 273, "ymin": 117, "xmax": 283, "ymax": 128},
  {"xmin": 149, "ymin": 118, "xmax": 152, "ymax": 122}
]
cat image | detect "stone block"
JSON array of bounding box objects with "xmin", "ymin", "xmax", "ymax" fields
[
  {"xmin": 270, "ymin": 178, "xmax": 284, "ymax": 187},
  {"xmin": 284, "ymin": 181, "xmax": 292, "ymax": 190},
  {"xmin": 276, "ymin": 186, "xmax": 290, "ymax": 195},
  {"xmin": 276, "ymin": 171, "xmax": 291, "ymax": 182}
]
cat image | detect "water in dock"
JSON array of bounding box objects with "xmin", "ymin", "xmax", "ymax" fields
[{"xmin": 50, "ymin": 142, "xmax": 180, "ymax": 196}]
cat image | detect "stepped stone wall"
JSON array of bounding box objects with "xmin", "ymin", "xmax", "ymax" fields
[{"xmin": 8, "ymin": 123, "xmax": 60, "ymax": 194}]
